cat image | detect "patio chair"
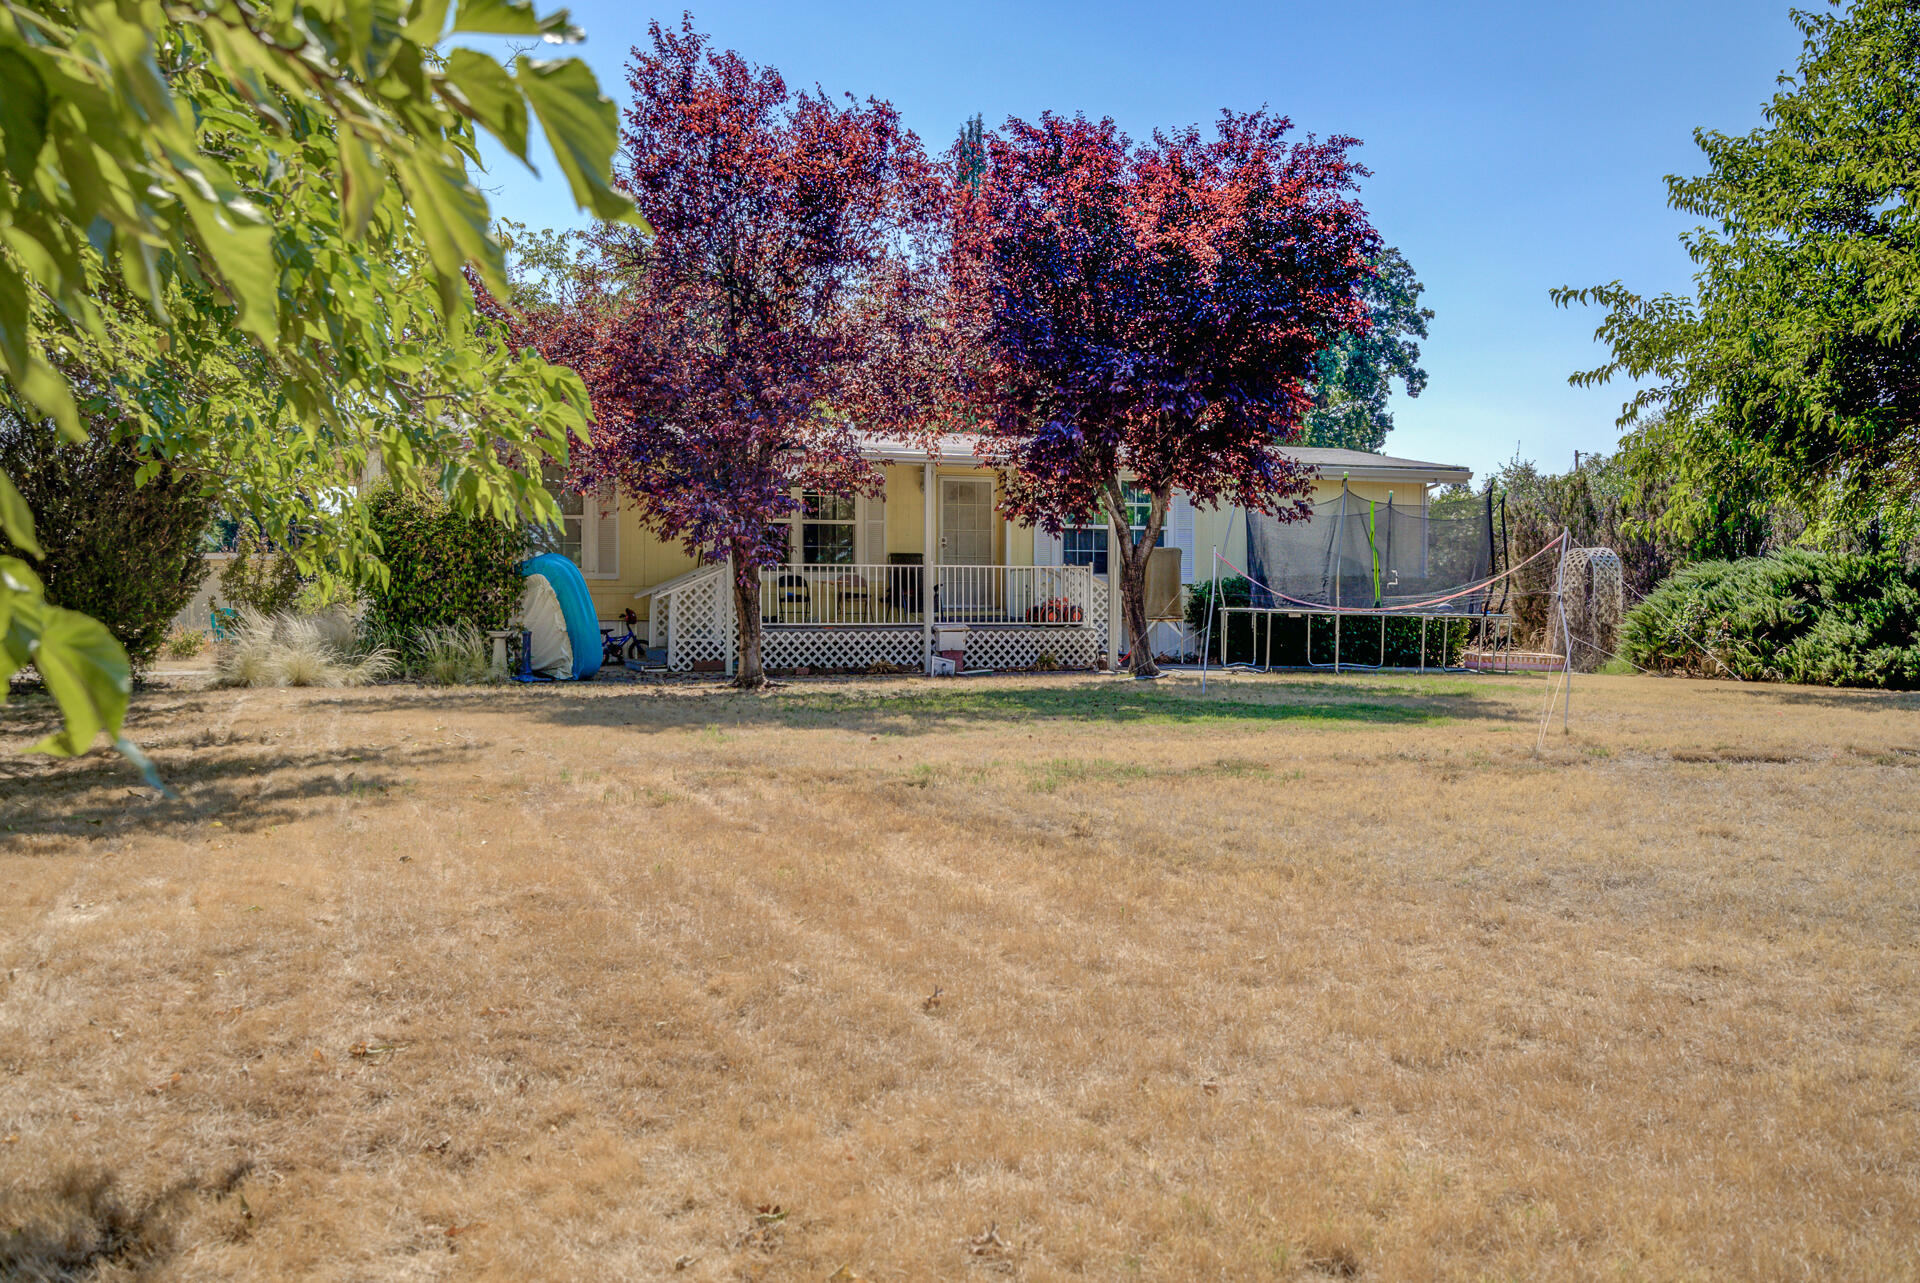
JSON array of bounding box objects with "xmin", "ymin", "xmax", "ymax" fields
[
  {"xmin": 833, "ymin": 571, "xmax": 871, "ymax": 623},
  {"xmin": 768, "ymin": 572, "xmax": 810, "ymax": 623}
]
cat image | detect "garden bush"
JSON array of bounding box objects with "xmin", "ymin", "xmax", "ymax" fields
[
  {"xmin": 0, "ymin": 417, "xmax": 213, "ymax": 670},
  {"xmin": 361, "ymin": 487, "xmax": 529, "ymax": 650},
  {"xmin": 163, "ymin": 627, "xmax": 208, "ymax": 659},
  {"xmin": 217, "ymin": 527, "xmax": 307, "ymax": 615},
  {"xmin": 1621, "ymin": 550, "xmax": 1920, "ymax": 688}
]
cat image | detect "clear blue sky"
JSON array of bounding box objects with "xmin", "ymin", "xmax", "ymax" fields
[{"xmin": 470, "ymin": 1, "xmax": 1807, "ymax": 484}]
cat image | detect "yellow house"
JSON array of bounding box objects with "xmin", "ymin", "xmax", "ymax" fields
[{"xmin": 549, "ymin": 435, "xmax": 1470, "ymax": 674}]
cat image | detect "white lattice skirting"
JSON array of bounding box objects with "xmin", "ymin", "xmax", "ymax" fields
[
  {"xmin": 760, "ymin": 625, "xmax": 1097, "ymax": 673},
  {"xmin": 763, "ymin": 628, "xmax": 922, "ymax": 672}
]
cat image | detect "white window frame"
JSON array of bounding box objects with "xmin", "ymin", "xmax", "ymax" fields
[
  {"xmin": 789, "ymin": 489, "xmax": 858, "ymax": 565},
  {"xmin": 1060, "ymin": 483, "xmax": 1161, "ymax": 574}
]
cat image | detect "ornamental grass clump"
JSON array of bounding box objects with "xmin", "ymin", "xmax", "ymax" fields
[
  {"xmin": 411, "ymin": 621, "xmax": 495, "ymax": 686},
  {"xmin": 211, "ymin": 608, "xmax": 396, "ymax": 689}
]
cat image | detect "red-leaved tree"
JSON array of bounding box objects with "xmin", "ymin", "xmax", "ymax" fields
[
  {"xmin": 953, "ymin": 112, "xmax": 1380, "ymax": 676},
  {"xmin": 545, "ymin": 18, "xmax": 939, "ymax": 687}
]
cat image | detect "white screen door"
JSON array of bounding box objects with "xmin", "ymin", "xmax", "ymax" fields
[
  {"xmin": 938, "ymin": 476, "xmax": 994, "ymax": 613},
  {"xmin": 938, "ymin": 477, "xmax": 993, "ymax": 564}
]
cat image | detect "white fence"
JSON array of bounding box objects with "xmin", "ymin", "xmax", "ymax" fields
[{"xmin": 651, "ymin": 562, "xmax": 1109, "ymax": 673}]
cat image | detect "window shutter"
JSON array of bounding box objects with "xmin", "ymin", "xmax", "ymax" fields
[
  {"xmin": 1035, "ymin": 526, "xmax": 1062, "ymax": 566},
  {"xmin": 1170, "ymin": 493, "xmax": 1195, "ymax": 582},
  {"xmin": 859, "ymin": 492, "xmax": 886, "ymax": 564}
]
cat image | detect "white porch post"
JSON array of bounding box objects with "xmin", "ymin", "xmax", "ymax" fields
[
  {"xmin": 922, "ymin": 460, "xmax": 936, "ymax": 674},
  {"xmin": 724, "ymin": 552, "xmax": 736, "ymax": 678},
  {"xmin": 1108, "ymin": 573, "xmax": 1121, "ymax": 670}
]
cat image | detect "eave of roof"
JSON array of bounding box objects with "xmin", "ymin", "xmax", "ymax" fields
[{"xmin": 851, "ymin": 434, "xmax": 1472, "ymax": 485}]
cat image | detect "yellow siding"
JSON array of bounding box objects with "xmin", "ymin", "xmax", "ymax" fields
[
  {"xmin": 884, "ymin": 463, "xmax": 923, "ymax": 557},
  {"xmin": 584, "ymin": 464, "xmax": 1434, "ymax": 623},
  {"xmin": 1190, "ymin": 501, "xmax": 1240, "ymax": 575},
  {"xmin": 882, "ymin": 461, "xmax": 1007, "ymax": 562},
  {"xmin": 583, "ymin": 497, "xmax": 703, "ymax": 622}
]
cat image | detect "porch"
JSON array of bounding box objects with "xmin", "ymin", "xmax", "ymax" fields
[{"xmin": 642, "ymin": 562, "xmax": 1115, "ymax": 675}]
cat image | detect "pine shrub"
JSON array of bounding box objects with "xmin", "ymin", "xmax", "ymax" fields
[{"xmin": 1621, "ymin": 551, "xmax": 1920, "ymax": 688}]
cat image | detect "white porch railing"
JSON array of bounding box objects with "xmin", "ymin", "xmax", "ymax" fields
[
  {"xmin": 648, "ymin": 562, "xmax": 1109, "ymax": 673},
  {"xmin": 757, "ymin": 563, "xmax": 1093, "ymax": 627}
]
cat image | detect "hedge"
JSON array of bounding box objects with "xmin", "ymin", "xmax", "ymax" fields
[
  {"xmin": 361, "ymin": 486, "xmax": 529, "ymax": 645},
  {"xmin": 1621, "ymin": 550, "xmax": 1920, "ymax": 688}
]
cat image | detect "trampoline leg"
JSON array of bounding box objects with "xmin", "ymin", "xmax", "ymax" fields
[
  {"xmin": 1334, "ymin": 614, "xmax": 1341, "ymax": 673},
  {"xmin": 1420, "ymin": 616, "xmax": 1427, "ymax": 672},
  {"xmin": 1379, "ymin": 615, "xmax": 1385, "ymax": 668}
]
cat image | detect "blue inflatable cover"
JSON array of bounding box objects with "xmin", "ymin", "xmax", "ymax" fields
[{"xmin": 519, "ymin": 552, "xmax": 602, "ymax": 680}]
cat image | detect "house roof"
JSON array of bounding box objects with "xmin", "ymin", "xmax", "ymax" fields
[
  {"xmin": 851, "ymin": 433, "xmax": 1472, "ymax": 486},
  {"xmin": 1279, "ymin": 447, "xmax": 1473, "ymax": 485}
]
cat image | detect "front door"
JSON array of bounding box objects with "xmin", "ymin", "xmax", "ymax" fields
[
  {"xmin": 939, "ymin": 477, "xmax": 993, "ymax": 564},
  {"xmin": 938, "ymin": 476, "xmax": 994, "ymax": 613}
]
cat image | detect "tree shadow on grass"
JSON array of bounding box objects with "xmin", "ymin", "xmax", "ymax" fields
[
  {"xmin": 0, "ymin": 1163, "xmax": 251, "ymax": 1281},
  {"xmin": 320, "ymin": 671, "xmax": 1520, "ymax": 739},
  {"xmin": 1754, "ymin": 686, "xmax": 1920, "ymax": 713},
  {"xmin": 1, "ymin": 692, "xmax": 472, "ymax": 843}
]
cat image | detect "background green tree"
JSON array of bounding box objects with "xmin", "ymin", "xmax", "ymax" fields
[
  {"xmin": 1556, "ymin": 0, "xmax": 1920, "ymax": 551},
  {"xmin": 1299, "ymin": 247, "xmax": 1432, "ymax": 451}
]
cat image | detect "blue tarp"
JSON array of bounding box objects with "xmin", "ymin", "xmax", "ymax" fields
[{"xmin": 519, "ymin": 552, "xmax": 601, "ymax": 680}]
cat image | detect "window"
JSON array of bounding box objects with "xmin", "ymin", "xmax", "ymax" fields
[
  {"xmin": 1060, "ymin": 484, "xmax": 1161, "ymax": 573},
  {"xmin": 798, "ymin": 490, "xmax": 856, "ymax": 564},
  {"xmin": 541, "ymin": 463, "xmax": 585, "ymax": 565},
  {"xmin": 538, "ymin": 463, "xmax": 617, "ymax": 576}
]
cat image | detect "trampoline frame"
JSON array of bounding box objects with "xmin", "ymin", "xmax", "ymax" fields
[{"xmin": 1216, "ymin": 605, "xmax": 1519, "ymax": 674}]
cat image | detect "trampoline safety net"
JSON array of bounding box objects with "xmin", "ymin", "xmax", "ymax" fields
[{"xmin": 1245, "ymin": 487, "xmax": 1496, "ymax": 614}]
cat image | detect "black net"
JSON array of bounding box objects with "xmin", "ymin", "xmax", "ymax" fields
[{"xmin": 1245, "ymin": 488, "xmax": 1495, "ymax": 613}]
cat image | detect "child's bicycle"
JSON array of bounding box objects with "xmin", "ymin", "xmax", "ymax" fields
[{"xmin": 601, "ymin": 608, "xmax": 644, "ymax": 666}]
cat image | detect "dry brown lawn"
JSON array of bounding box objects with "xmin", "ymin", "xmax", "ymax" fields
[{"xmin": 1, "ymin": 669, "xmax": 1917, "ymax": 1281}]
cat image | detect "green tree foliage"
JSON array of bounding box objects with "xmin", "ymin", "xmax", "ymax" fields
[
  {"xmin": 1300, "ymin": 248, "xmax": 1431, "ymax": 451},
  {"xmin": 217, "ymin": 529, "xmax": 306, "ymax": 617},
  {"xmin": 1622, "ymin": 550, "xmax": 1920, "ymax": 688},
  {"xmin": 0, "ymin": 0, "xmax": 637, "ymax": 765},
  {"xmin": 1556, "ymin": 0, "xmax": 1920, "ymax": 546},
  {"xmin": 360, "ymin": 486, "xmax": 528, "ymax": 645},
  {"xmin": 0, "ymin": 414, "xmax": 212, "ymax": 670}
]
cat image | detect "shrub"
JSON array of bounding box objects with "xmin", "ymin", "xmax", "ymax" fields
[
  {"xmin": 1175, "ymin": 576, "xmax": 1474, "ymax": 668},
  {"xmin": 412, "ymin": 621, "xmax": 494, "ymax": 685},
  {"xmin": 163, "ymin": 627, "xmax": 208, "ymax": 659},
  {"xmin": 1184, "ymin": 575, "xmax": 1470, "ymax": 667},
  {"xmin": 0, "ymin": 416, "xmax": 214, "ymax": 670},
  {"xmin": 362, "ymin": 487, "xmax": 528, "ymax": 649},
  {"xmin": 1186, "ymin": 575, "xmax": 1257, "ymax": 661},
  {"xmin": 1621, "ymin": 551, "xmax": 1920, "ymax": 688},
  {"xmin": 211, "ymin": 608, "xmax": 396, "ymax": 688},
  {"xmin": 217, "ymin": 528, "xmax": 306, "ymax": 616}
]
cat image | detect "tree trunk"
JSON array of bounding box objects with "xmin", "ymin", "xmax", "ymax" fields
[
  {"xmin": 1119, "ymin": 549, "xmax": 1159, "ymax": 676},
  {"xmin": 732, "ymin": 560, "xmax": 766, "ymax": 689},
  {"xmin": 1106, "ymin": 479, "xmax": 1168, "ymax": 678}
]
